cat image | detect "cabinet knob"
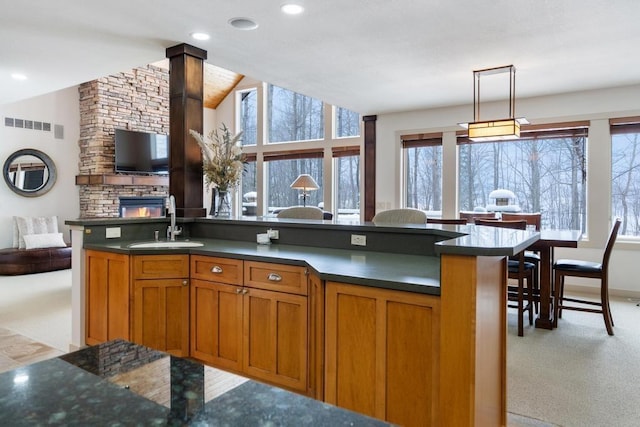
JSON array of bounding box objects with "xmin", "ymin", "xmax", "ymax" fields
[
  {"xmin": 236, "ymin": 288, "xmax": 243, "ymax": 294},
  {"xmin": 182, "ymin": 280, "xmax": 188, "ymax": 286},
  {"xmin": 267, "ymin": 273, "xmax": 282, "ymax": 282},
  {"xmin": 242, "ymin": 288, "xmax": 249, "ymax": 295},
  {"xmin": 211, "ymin": 266, "xmax": 223, "ymax": 274}
]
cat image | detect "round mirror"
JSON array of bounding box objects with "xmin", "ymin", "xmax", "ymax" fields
[{"xmin": 3, "ymin": 149, "xmax": 57, "ymax": 197}]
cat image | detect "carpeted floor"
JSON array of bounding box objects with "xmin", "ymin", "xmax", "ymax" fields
[{"xmin": 1, "ymin": 269, "xmax": 638, "ymax": 426}]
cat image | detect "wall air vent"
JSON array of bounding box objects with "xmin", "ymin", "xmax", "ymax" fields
[{"xmin": 4, "ymin": 117, "xmax": 52, "ymax": 133}]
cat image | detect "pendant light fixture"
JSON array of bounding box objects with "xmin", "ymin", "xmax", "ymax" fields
[{"xmin": 459, "ymin": 65, "xmax": 528, "ymax": 142}]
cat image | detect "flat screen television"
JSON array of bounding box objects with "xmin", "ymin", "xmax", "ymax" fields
[{"xmin": 114, "ymin": 129, "xmax": 169, "ymax": 175}]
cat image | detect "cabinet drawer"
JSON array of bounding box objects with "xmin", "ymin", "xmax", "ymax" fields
[
  {"xmin": 244, "ymin": 261, "xmax": 307, "ymax": 295},
  {"xmin": 132, "ymin": 255, "xmax": 189, "ymax": 279},
  {"xmin": 191, "ymin": 255, "xmax": 243, "ymax": 285}
]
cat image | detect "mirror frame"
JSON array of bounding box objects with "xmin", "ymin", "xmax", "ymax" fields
[{"xmin": 3, "ymin": 148, "xmax": 57, "ymax": 197}]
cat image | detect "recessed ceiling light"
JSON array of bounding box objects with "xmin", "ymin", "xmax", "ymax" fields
[
  {"xmin": 281, "ymin": 2, "xmax": 304, "ymax": 15},
  {"xmin": 11, "ymin": 73, "xmax": 27, "ymax": 81},
  {"xmin": 191, "ymin": 32, "xmax": 210, "ymax": 41},
  {"xmin": 228, "ymin": 17, "xmax": 259, "ymax": 31}
]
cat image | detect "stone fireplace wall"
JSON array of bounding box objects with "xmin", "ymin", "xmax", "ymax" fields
[{"xmin": 78, "ymin": 65, "xmax": 170, "ymax": 218}]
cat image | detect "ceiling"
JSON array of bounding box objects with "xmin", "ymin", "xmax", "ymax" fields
[{"xmin": 2, "ymin": 1, "xmax": 640, "ymax": 116}]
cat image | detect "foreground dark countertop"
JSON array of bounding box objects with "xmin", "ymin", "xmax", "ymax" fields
[{"xmin": 0, "ymin": 340, "xmax": 389, "ymax": 426}]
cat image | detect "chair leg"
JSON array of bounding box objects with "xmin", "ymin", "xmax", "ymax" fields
[
  {"xmin": 553, "ymin": 270, "xmax": 562, "ymax": 328},
  {"xmin": 601, "ymin": 276, "xmax": 614, "ymax": 336},
  {"xmin": 527, "ymin": 275, "xmax": 534, "ymax": 326},
  {"xmin": 518, "ymin": 277, "xmax": 524, "ymax": 337}
]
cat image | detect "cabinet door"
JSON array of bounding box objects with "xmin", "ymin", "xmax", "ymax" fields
[
  {"xmin": 243, "ymin": 287, "xmax": 308, "ymax": 392},
  {"xmin": 325, "ymin": 282, "xmax": 441, "ymax": 427},
  {"xmin": 190, "ymin": 279, "xmax": 243, "ymax": 372},
  {"xmin": 133, "ymin": 278, "xmax": 189, "ymax": 357},
  {"xmin": 85, "ymin": 250, "xmax": 130, "ymax": 345}
]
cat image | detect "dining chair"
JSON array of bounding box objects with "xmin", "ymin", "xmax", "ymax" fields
[
  {"xmin": 502, "ymin": 212, "xmax": 542, "ymax": 311},
  {"xmin": 553, "ymin": 218, "xmax": 621, "ymax": 335},
  {"xmin": 276, "ymin": 206, "xmax": 324, "ymax": 220},
  {"xmin": 426, "ymin": 218, "xmax": 468, "ymax": 225},
  {"xmin": 372, "ymin": 208, "xmax": 427, "ymax": 225},
  {"xmin": 475, "ymin": 218, "xmax": 535, "ymax": 336},
  {"xmin": 459, "ymin": 211, "xmax": 497, "ymax": 224}
]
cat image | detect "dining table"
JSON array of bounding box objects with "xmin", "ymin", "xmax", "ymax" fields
[{"xmin": 528, "ymin": 228, "xmax": 583, "ymax": 329}]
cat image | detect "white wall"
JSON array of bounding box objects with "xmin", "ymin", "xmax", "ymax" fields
[{"xmin": 0, "ymin": 86, "xmax": 80, "ymax": 248}]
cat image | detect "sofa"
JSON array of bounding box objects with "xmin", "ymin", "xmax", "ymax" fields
[{"xmin": 0, "ymin": 215, "xmax": 71, "ymax": 275}]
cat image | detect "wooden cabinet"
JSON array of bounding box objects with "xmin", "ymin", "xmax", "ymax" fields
[
  {"xmin": 190, "ymin": 256, "xmax": 311, "ymax": 394},
  {"xmin": 85, "ymin": 250, "xmax": 130, "ymax": 345},
  {"xmin": 325, "ymin": 281, "xmax": 441, "ymax": 427},
  {"xmin": 132, "ymin": 254, "xmax": 190, "ymax": 357}
]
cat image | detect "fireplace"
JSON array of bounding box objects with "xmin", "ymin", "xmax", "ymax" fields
[{"xmin": 119, "ymin": 197, "xmax": 166, "ymax": 218}]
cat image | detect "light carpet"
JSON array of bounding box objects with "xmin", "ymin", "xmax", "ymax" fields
[
  {"xmin": 1, "ymin": 270, "xmax": 639, "ymax": 426},
  {"xmin": 0, "ymin": 269, "xmax": 71, "ymax": 352}
]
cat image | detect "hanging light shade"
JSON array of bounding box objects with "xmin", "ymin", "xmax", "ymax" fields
[{"xmin": 460, "ymin": 65, "xmax": 528, "ymax": 142}]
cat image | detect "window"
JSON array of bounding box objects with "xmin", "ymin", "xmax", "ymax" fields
[
  {"xmin": 267, "ymin": 84, "xmax": 324, "ymax": 143},
  {"xmin": 333, "ymin": 146, "xmax": 360, "ymax": 219},
  {"xmin": 402, "ymin": 134, "xmax": 442, "ymax": 214},
  {"xmin": 458, "ymin": 126, "xmax": 588, "ymax": 231},
  {"xmin": 264, "ymin": 151, "xmax": 323, "ymax": 213},
  {"xmin": 241, "ymin": 156, "xmax": 257, "ymax": 217},
  {"xmin": 238, "ymin": 89, "xmax": 257, "ymax": 146},
  {"xmin": 335, "ymin": 107, "xmax": 360, "ymax": 138},
  {"xmin": 611, "ymin": 121, "xmax": 640, "ymax": 236}
]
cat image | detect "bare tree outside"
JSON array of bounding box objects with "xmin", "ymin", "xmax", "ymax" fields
[
  {"xmin": 612, "ymin": 130, "xmax": 640, "ymax": 236},
  {"xmin": 458, "ymin": 137, "xmax": 587, "ymax": 231}
]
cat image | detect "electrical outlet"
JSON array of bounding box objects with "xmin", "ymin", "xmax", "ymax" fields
[
  {"xmin": 105, "ymin": 227, "xmax": 121, "ymax": 239},
  {"xmin": 267, "ymin": 229, "xmax": 279, "ymax": 239},
  {"xmin": 351, "ymin": 234, "xmax": 366, "ymax": 246}
]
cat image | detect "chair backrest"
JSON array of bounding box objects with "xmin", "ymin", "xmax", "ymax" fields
[
  {"xmin": 474, "ymin": 219, "xmax": 528, "ymax": 230},
  {"xmin": 372, "ymin": 208, "xmax": 427, "ymax": 225},
  {"xmin": 276, "ymin": 206, "xmax": 324, "ymax": 220},
  {"xmin": 426, "ymin": 218, "xmax": 468, "ymax": 225},
  {"xmin": 459, "ymin": 211, "xmax": 497, "ymax": 223},
  {"xmin": 602, "ymin": 218, "xmax": 622, "ymax": 271},
  {"xmin": 501, "ymin": 212, "xmax": 542, "ymax": 230}
]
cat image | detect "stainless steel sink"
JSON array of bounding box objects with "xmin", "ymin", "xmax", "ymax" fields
[{"xmin": 127, "ymin": 241, "xmax": 204, "ymax": 249}]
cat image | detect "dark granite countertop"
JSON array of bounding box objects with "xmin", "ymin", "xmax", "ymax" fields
[
  {"xmin": 0, "ymin": 340, "xmax": 390, "ymax": 426},
  {"xmin": 85, "ymin": 239, "xmax": 443, "ymax": 295}
]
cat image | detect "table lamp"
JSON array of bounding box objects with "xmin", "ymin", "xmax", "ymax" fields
[{"xmin": 290, "ymin": 174, "xmax": 319, "ymax": 207}]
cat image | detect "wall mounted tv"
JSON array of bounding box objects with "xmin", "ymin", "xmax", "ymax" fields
[{"xmin": 114, "ymin": 129, "xmax": 169, "ymax": 175}]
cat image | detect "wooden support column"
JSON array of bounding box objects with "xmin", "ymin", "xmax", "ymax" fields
[
  {"xmin": 363, "ymin": 115, "xmax": 377, "ymax": 221},
  {"xmin": 166, "ymin": 43, "xmax": 207, "ymax": 218}
]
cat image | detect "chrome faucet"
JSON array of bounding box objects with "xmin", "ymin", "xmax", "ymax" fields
[{"xmin": 166, "ymin": 195, "xmax": 182, "ymax": 241}]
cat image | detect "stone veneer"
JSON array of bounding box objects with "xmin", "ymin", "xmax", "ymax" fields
[{"xmin": 77, "ymin": 65, "xmax": 170, "ymax": 218}]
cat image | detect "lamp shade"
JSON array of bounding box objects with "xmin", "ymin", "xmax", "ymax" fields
[{"xmin": 290, "ymin": 174, "xmax": 319, "ymax": 191}]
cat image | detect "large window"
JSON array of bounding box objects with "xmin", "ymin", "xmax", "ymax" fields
[
  {"xmin": 458, "ymin": 127, "xmax": 587, "ymax": 231},
  {"xmin": 241, "ymin": 157, "xmax": 257, "ymax": 217},
  {"xmin": 611, "ymin": 122, "xmax": 640, "ymax": 236},
  {"xmin": 333, "ymin": 147, "xmax": 360, "ymax": 219},
  {"xmin": 335, "ymin": 106, "xmax": 360, "ymax": 138},
  {"xmin": 267, "ymin": 84, "xmax": 324, "ymax": 143},
  {"xmin": 402, "ymin": 134, "xmax": 442, "ymax": 214},
  {"xmin": 238, "ymin": 89, "xmax": 257, "ymax": 146},
  {"xmin": 265, "ymin": 152, "xmax": 323, "ymax": 213}
]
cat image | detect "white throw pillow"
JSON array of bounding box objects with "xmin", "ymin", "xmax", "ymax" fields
[
  {"xmin": 15, "ymin": 216, "xmax": 59, "ymax": 249},
  {"xmin": 12, "ymin": 217, "xmax": 20, "ymax": 248},
  {"xmin": 22, "ymin": 232, "xmax": 67, "ymax": 250}
]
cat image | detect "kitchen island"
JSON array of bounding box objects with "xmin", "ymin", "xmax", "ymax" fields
[
  {"xmin": 64, "ymin": 216, "xmax": 538, "ymax": 426},
  {"xmin": 0, "ymin": 339, "xmax": 389, "ymax": 426}
]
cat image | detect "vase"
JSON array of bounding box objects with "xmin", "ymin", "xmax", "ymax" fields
[{"xmin": 215, "ymin": 189, "xmax": 231, "ymax": 217}]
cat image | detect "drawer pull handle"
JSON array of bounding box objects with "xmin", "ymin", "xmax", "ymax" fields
[
  {"xmin": 211, "ymin": 266, "xmax": 223, "ymax": 274},
  {"xmin": 267, "ymin": 273, "xmax": 282, "ymax": 282}
]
